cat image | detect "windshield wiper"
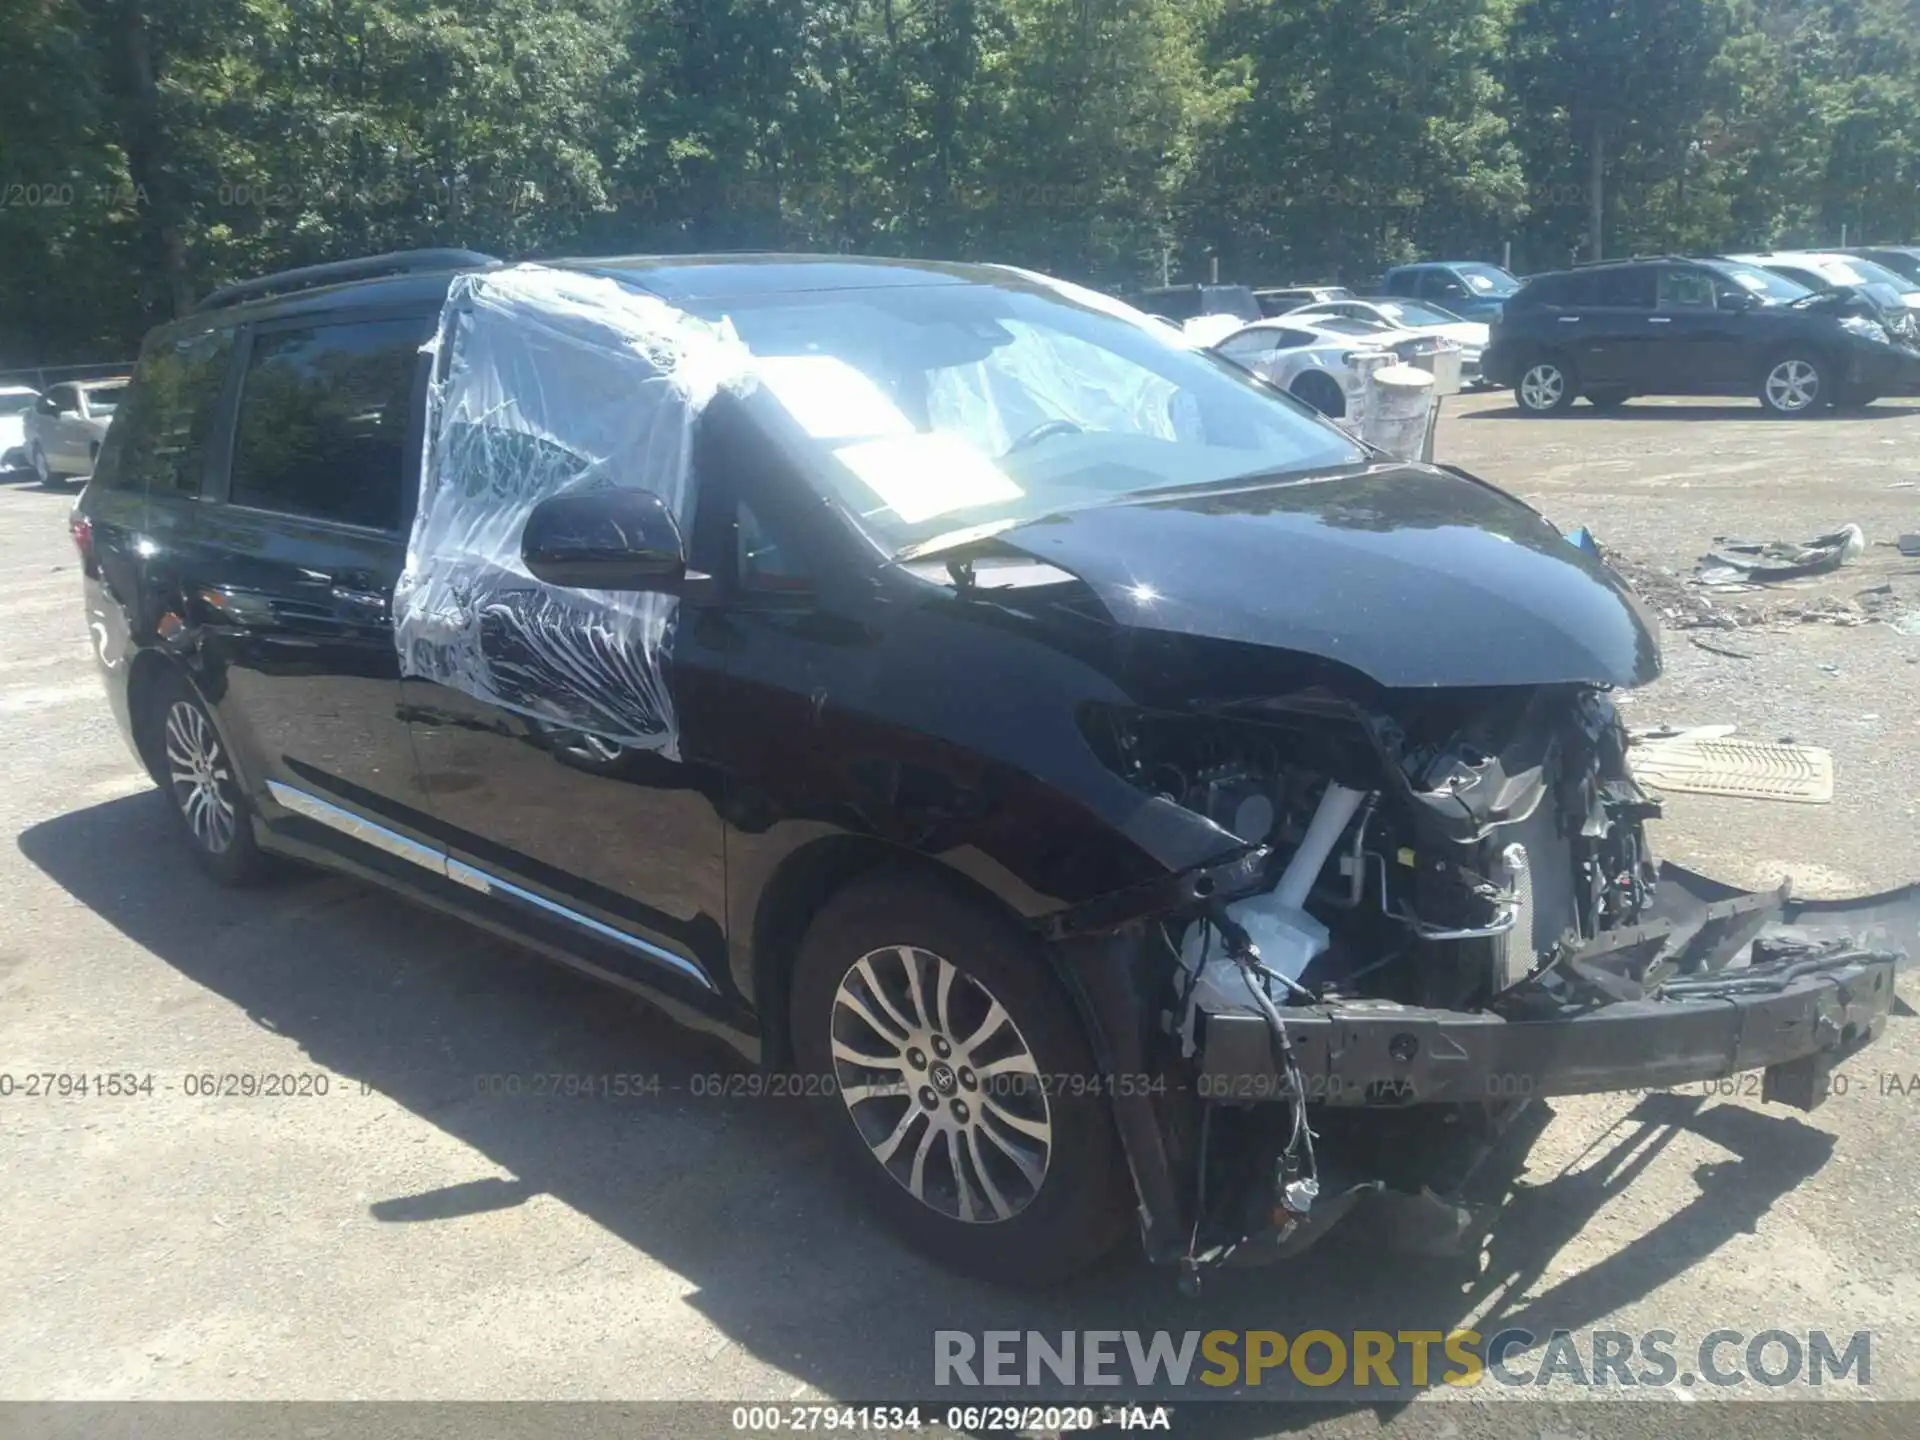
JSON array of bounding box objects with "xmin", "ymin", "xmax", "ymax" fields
[{"xmin": 894, "ymin": 516, "xmax": 1037, "ymax": 563}]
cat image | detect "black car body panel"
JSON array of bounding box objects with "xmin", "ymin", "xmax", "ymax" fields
[
  {"xmin": 72, "ymin": 249, "xmax": 1905, "ymax": 1280},
  {"xmin": 974, "ymin": 465, "xmax": 1660, "ymax": 690}
]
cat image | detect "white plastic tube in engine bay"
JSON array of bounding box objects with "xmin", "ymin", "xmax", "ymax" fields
[
  {"xmin": 1177, "ymin": 783, "xmax": 1372, "ymax": 1051},
  {"xmin": 1273, "ymin": 782, "xmax": 1369, "ymax": 910}
]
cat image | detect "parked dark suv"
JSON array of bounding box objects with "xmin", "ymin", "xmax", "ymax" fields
[
  {"xmin": 74, "ymin": 248, "xmax": 1900, "ymax": 1287},
  {"xmin": 1482, "ymin": 256, "xmax": 1920, "ymax": 416}
]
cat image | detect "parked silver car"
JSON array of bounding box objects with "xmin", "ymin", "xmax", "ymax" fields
[
  {"xmin": 25, "ymin": 377, "xmax": 128, "ymax": 485},
  {"xmin": 0, "ymin": 385, "xmax": 40, "ymax": 471},
  {"xmin": 1282, "ymin": 297, "xmax": 1489, "ymax": 383},
  {"xmin": 1211, "ymin": 317, "xmax": 1397, "ymax": 420}
]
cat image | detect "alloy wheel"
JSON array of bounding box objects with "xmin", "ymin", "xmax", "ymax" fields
[
  {"xmin": 1765, "ymin": 359, "xmax": 1821, "ymax": 412},
  {"xmin": 1519, "ymin": 363, "xmax": 1565, "ymax": 411},
  {"xmin": 164, "ymin": 698, "xmax": 238, "ymax": 853},
  {"xmin": 829, "ymin": 945, "xmax": 1052, "ymax": 1224}
]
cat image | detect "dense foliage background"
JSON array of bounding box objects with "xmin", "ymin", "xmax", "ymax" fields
[{"xmin": 3, "ymin": 0, "xmax": 1916, "ymax": 362}]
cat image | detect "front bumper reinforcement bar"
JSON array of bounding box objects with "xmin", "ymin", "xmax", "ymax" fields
[{"xmin": 1201, "ymin": 948, "xmax": 1896, "ymax": 1112}]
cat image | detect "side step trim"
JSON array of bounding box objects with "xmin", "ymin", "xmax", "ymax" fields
[
  {"xmin": 263, "ymin": 779, "xmax": 713, "ymax": 991},
  {"xmin": 443, "ymin": 858, "xmax": 712, "ymax": 989},
  {"xmin": 266, "ymin": 780, "xmax": 446, "ymax": 873}
]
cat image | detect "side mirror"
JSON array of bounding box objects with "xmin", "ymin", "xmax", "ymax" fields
[
  {"xmin": 521, "ymin": 488, "xmax": 700, "ymax": 594},
  {"xmin": 1717, "ymin": 289, "xmax": 1756, "ymax": 311}
]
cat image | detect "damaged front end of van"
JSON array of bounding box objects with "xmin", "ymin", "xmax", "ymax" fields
[{"xmin": 911, "ymin": 462, "xmax": 1909, "ymax": 1286}]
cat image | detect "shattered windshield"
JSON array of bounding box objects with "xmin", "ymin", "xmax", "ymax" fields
[{"xmin": 696, "ymin": 280, "xmax": 1364, "ymax": 552}]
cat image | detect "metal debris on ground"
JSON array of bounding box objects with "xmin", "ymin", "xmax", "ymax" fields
[
  {"xmin": 1594, "ymin": 543, "xmax": 1735, "ymax": 630},
  {"xmin": 1593, "ymin": 532, "xmax": 1918, "ymax": 634},
  {"xmin": 1628, "ymin": 726, "xmax": 1835, "ymax": 804},
  {"xmin": 1694, "ymin": 524, "xmax": 1865, "ymax": 586}
]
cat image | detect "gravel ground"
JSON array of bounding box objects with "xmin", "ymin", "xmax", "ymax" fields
[{"xmin": 1, "ymin": 394, "xmax": 1917, "ymax": 1437}]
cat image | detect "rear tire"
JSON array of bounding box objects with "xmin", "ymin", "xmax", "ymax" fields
[
  {"xmin": 148, "ymin": 667, "xmax": 272, "ymax": 886},
  {"xmin": 1290, "ymin": 370, "xmax": 1346, "ymax": 419},
  {"xmin": 1515, "ymin": 356, "xmax": 1576, "ymax": 414},
  {"xmin": 1758, "ymin": 354, "xmax": 1831, "ymax": 416},
  {"xmin": 790, "ymin": 872, "xmax": 1129, "ymax": 1286}
]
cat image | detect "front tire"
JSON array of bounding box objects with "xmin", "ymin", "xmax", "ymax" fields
[
  {"xmin": 149, "ymin": 667, "xmax": 271, "ymax": 886},
  {"xmin": 790, "ymin": 872, "xmax": 1129, "ymax": 1286},
  {"xmin": 1759, "ymin": 354, "xmax": 1830, "ymax": 416},
  {"xmin": 1515, "ymin": 356, "xmax": 1576, "ymax": 414}
]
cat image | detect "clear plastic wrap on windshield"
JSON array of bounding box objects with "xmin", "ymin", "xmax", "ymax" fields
[{"xmin": 394, "ymin": 264, "xmax": 750, "ymax": 760}]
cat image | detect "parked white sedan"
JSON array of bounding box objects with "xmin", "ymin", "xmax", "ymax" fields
[
  {"xmin": 0, "ymin": 385, "xmax": 41, "ymax": 472},
  {"xmin": 24, "ymin": 377, "xmax": 128, "ymax": 484},
  {"xmin": 1211, "ymin": 318, "xmax": 1397, "ymax": 420},
  {"xmin": 1280, "ymin": 297, "xmax": 1489, "ymax": 383}
]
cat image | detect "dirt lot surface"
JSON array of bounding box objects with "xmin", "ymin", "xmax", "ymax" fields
[{"xmin": 2, "ymin": 394, "xmax": 1918, "ymax": 1437}]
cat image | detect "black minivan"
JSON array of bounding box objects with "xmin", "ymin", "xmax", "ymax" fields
[
  {"xmin": 75, "ymin": 248, "xmax": 1898, "ymax": 1286},
  {"xmin": 1482, "ymin": 255, "xmax": 1920, "ymax": 415}
]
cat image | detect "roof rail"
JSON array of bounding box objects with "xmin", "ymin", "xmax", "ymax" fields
[
  {"xmin": 1569, "ymin": 254, "xmax": 1680, "ymax": 268},
  {"xmin": 195, "ymin": 248, "xmax": 501, "ymax": 312}
]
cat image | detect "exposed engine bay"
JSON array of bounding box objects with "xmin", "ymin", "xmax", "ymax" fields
[
  {"xmin": 1062, "ymin": 682, "xmax": 1900, "ymax": 1289},
  {"xmin": 1089, "ymin": 684, "xmax": 1658, "ymax": 1014}
]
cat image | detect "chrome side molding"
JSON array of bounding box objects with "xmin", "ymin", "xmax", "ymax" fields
[
  {"xmin": 263, "ymin": 780, "xmax": 713, "ymax": 990},
  {"xmin": 266, "ymin": 781, "xmax": 445, "ymax": 872}
]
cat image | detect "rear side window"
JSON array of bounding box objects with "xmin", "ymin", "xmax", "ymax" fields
[
  {"xmin": 104, "ymin": 330, "xmax": 234, "ymax": 496},
  {"xmin": 1591, "ymin": 267, "xmax": 1656, "ymax": 308},
  {"xmin": 229, "ymin": 317, "xmax": 428, "ymax": 531},
  {"xmin": 1216, "ymin": 330, "xmax": 1277, "ymax": 361},
  {"xmin": 1516, "ymin": 273, "xmax": 1576, "ymax": 306}
]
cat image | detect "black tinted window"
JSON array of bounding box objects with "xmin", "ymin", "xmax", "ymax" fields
[
  {"xmin": 738, "ymin": 499, "xmax": 812, "ymax": 592},
  {"xmin": 104, "ymin": 330, "xmax": 234, "ymax": 496},
  {"xmin": 1518, "ymin": 272, "xmax": 1584, "ymax": 306},
  {"xmin": 1591, "ymin": 267, "xmax": 1656, "ymax": 308},
  {"xmin": 229, "ymin": 317, "xmax": 428, "ymax": 530}
]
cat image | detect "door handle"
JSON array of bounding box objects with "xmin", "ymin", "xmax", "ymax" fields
[
  {"xmin": 1649, "ymin": 316, "xmax": 1673, "ymax": 324},
  {"xmin": 325, "ymin": 572, "xmax": 392, "ymax": 616},
  {"xmin": 1557, "ymin": 316, "xmax": 1581, "ymax": 323},
  {"xmin": 330, "ymin": 585, "xmax": 390, "ymax": 614}
]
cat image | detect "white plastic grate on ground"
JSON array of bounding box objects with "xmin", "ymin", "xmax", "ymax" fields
[{"xmin": 1628, "ymin": 726, "xmax": 1834, "ymax": 804}]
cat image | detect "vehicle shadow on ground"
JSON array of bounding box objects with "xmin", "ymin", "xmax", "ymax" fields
[
  {"xmin": 19, "ymin": 792, "xmax": 1841, "ymax": 1425},
  {"xmin": 1462, "ymin": 402, "xmax": 1920, "ymax": 422}
]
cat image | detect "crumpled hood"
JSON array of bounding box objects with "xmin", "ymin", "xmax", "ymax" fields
[{"xmin": 989, "ymin": 463, "xmax": 1660, "ymax": 689}]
